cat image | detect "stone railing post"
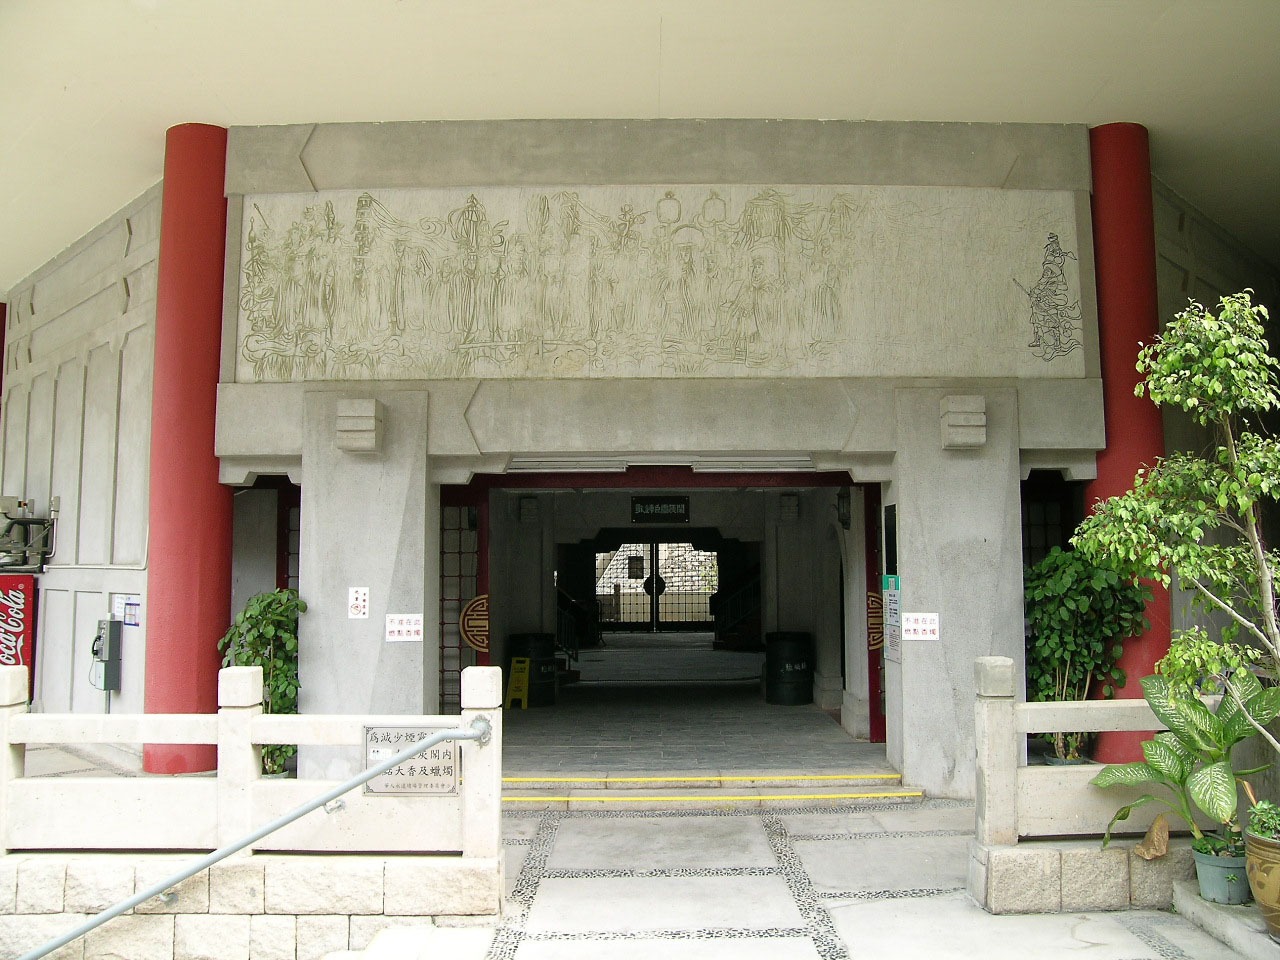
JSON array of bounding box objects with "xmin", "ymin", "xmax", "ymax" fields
[
  {"xmin": 460, "ymin": 665, "xmax": 503, "ymax": 860},
  {"xmin": 974, "ymin": 656, "xmax": 1018, "ymax": 845},
  {"xmin": 218, "ymin": 666, "xmax": 263, "ymax": 849},
  {"xmin": 0, "ymin": 666, "xmax": 28, "ymax": 855}
]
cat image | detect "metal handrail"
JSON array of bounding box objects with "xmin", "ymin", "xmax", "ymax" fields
[{"xmin": 20, "ymin": 717, "xmax": 492, "ymax": 960}]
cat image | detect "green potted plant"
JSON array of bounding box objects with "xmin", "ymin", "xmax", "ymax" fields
[
  {"xmin": 1245, "ymin": 794, "xmax": 1280, "ymax": 937},
  {"xmin": 1024, "ymin": 547, "xmax": 1150, "ymax": 762},
  {"xmin": 1093, "ymin": 673, "xmax": 1274, "ymax": 904},
  {"xmin": 219, "ymin": 588, "xmax": 307, "ymax": 775}
]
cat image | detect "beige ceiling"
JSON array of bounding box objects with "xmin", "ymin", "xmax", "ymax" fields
[{"xmin": 3, "ymin": 0, "xmax": 1278, "ymax": 291}]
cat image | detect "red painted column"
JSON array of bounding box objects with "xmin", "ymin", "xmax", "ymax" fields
[
  {"xmin": 1087, "ymin": 123, "xmax": 1172, "ymax": 763},
  {"xmin": 144, "ymin": 124, "xmax": 232, "ymax": 773}
]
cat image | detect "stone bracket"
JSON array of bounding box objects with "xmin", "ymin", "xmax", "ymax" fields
[
  {"xmin": 941, "ymin": 395, "xmax": 987, "ymax": 449},
  {"xmin": 335, "ymin": 399, "xmax": 385, "ymax": 453}
]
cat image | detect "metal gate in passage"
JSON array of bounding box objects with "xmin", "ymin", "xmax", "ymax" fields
[{"xmin": 595, "ymin": 541, "xmax": 718, "ymax": 631}]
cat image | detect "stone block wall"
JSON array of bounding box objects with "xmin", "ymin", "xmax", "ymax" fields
[
  {"xmin": 968, "ymin": 838, "xmax": 1196, "ymax": 915},
  {"xmin": 0, "ymin": 852, "xmax": 501, "ymax": 960}
]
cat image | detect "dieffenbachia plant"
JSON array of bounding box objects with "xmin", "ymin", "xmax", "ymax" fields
[{"xmin": 1094, "ymin": 674, "xmax": 1276, "ymax": 849}]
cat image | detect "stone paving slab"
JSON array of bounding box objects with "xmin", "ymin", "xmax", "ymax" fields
[
  {"xmin": 546, "ymin": 816, "xmax": 774, "ymax": 871},
  {"xmin": 490, "ymin": 803, "xmax": 1246, "ymax": 960},
  {"xmin": 512, "ymin": 937, "xmax": 823, "ymax": 959},
  {"xmin": 796, "ymin": 833, "xmax": 971, "ymax": 894},
  {"xmin": 827, "ymin": 890, "xmax": 1243, "ymax": 960},
  {"xmin": 869, "ymin": 802, "xmax": 977, "ymax": 834},
  {"xmin": 524, "ymin": 876, "xmax": 805, "ymax": 934},
  {"xmin": 503, "ymin": 847, "xmax": 529, "ymax": 898},
  {"xmin": 502, "ymin": 820, "xmax": 541, "ymax": 841}
]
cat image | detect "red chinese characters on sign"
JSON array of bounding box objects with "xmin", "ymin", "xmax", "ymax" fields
[{"xmin": 0, "ymin": 575, "xmax": 36, "ymax": 689}]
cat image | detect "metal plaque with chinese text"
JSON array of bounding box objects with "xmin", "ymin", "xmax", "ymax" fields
[{"xmin": 362, "ymin": 726, "xmax": 460, "ymax": 796}]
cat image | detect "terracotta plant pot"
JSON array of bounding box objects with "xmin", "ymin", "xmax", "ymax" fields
[{"xmin": 1246, "ymin": 831, "xmax": 1280, "ymax": 939}]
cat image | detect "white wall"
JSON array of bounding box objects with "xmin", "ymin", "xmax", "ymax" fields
[{"xmin": 2, "ymin": 185, "xmax": 161, "ymax": 714}]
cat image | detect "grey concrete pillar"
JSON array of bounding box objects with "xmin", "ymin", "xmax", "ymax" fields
[
  {"xmin": 297, "ymin": 389, "xmax": 433, "ymax": 779},
  {"xmin": 841, "ymin": 486, "xmax": 871, "ymax": 738},
  {"xmin": 812, "ymin": 509, "xmax": 844, "ymax": 710},
  {"xmin": 887, "ymin": 387, "xmax": 1024, "ymax": 798}
]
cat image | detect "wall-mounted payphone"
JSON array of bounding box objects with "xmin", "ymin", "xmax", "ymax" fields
[{"xmin": 90, "ymin": 619, "xmax": 122, "ymax": 692}]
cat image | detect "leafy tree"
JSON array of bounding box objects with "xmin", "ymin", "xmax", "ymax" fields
[
  {"xmin": 219, "ymin": 589, "xmax": 306, "ymax": 774},
  {"xmin": 1024, "ymin": 547, "xmax": 1150, "ymax": 760},
  {"xmin": 1072, "ymin": 291, "xmax": 1280, "ymax": 755}
]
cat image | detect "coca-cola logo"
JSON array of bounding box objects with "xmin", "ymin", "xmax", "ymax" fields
[{"xmin": 0, "ymin": 586, "xmax": 27, "ymax": 667}]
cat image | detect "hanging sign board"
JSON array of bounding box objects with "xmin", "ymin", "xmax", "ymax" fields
[
  {"xmin": 631, "ymin": 496, "xmax": 689, "ymax": 524},
  {"xmin": 460, "ymin": 594, "xmax": 490, "ymax": 652},
  {"xmin": 882, "ymin": 575, "xmax": 902, "ymax": 663},
  {"xmin": 363, "ymin": 726, "xmax": 459, "ymax": 796}
]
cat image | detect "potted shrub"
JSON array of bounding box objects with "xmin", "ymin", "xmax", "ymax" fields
[
  {"xmin": 1024, "ymin": 547, "xmax": 1150, "ymax": 762},
  {"xmin": 219, "ymin": 588, "xmax": 307, "ymax": 775},
  {"xmin": 1093, "ymin": 674, "xmax": 1274, "ymax": 904},
  {"xmin": 1245, "ymin": 795, "xmax": 1280, "ymax": 938}
]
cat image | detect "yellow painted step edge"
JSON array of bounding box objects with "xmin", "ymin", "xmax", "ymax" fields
[
  {"xmin": 502, "ymin": 774, "xmax": 901, "ymax": 784},
  {"xmin": 502, "ymin": 790, "xmax": 925, "ymax": 803}
]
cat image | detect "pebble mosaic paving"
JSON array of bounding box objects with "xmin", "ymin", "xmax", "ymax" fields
[{"xmin": 491, "ymin": 800, "xmax": 1243, "ymax": 960}]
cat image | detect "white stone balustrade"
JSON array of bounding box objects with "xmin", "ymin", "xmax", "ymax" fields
[
  {"xmin": 0, "ymin": 664, "xmax": 504, "ymax": 857},
  {"xmin": 970, "ymin": 655, "xmax": 1212, "ymax": 914}
]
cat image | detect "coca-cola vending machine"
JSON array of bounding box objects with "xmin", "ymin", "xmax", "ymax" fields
[{"xmin": 0, "ymin": 574, "xmax": 36, "ymax": 699}]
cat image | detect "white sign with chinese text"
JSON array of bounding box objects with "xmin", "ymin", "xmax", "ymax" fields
[
  {"xmin": 903, "ymin": 612, "xmax": 940, "ymax": 641},
  {"xmin": 385, "ymin": 613, "xmax": 424, "ymax": 642},
  {"xmin": 363, "ymin": 726, "xmax": 459, "ymax": 796},
  {"xmin": 348, "ymin": 587, "xmax": 369, "ymax": 619}
]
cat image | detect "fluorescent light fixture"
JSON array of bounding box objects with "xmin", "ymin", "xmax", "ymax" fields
[
  {"xmin": 690, "ymin": 457, "xmax": 816, "ymax": 472},
  {"xmin": 504, "ymin": 455, "xmax": 816, "ymax": 473},
  {"xmin": 506, "ymin": 458, "xmax": 628, "ymax": 472}
]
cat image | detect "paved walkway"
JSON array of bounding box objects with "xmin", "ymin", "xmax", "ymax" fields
[
  {"xmin": 504, "ymin": 681, "xmax": 885, "ymax": 777},
  {"xmin": 505, "ymin": 632, "xmax": 882, "ymax": 777},
  {"xmin": 493, "ymin": 800, "xmax": 1239, "ymax": 960}
]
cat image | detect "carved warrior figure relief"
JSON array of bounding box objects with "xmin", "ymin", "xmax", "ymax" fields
[
  {"xmin": 237, "ymin": 185, "xmax": 1085, "ymax": 381},
  {"xmin": 1015, "ymin": 233, "xmax": 1083, "ymax": 362}
]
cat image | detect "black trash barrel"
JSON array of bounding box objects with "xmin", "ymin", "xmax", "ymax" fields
[
  {"xmin": 765, "ymin": 632, "xmax": 814, "ymax": 705},
  {"xmin": 507, "ymin": 632, "xmax": 557, "ymax": 706}
]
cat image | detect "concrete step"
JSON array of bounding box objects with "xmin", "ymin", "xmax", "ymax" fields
[
  {"xmin": 501, "ymin": 771, "xmax": 923, "ymax": 810},
  {"xmin": 1172, "ymin": 878, "xmax": 1277, "ymax": 960}
]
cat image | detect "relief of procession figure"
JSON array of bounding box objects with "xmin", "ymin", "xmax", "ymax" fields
[
  {"xmin": 1016, "ymin": 233, "xmax": 1083, "ymax": 362},
  {"xmin": 236, "ymin": 186, "xmax": 909, "ymax": 380}
]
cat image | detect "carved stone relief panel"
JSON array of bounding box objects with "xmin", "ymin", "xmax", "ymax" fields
[{"xmin": 235, "ymin": 184, "xmax": 1086, "ymax": 382}]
